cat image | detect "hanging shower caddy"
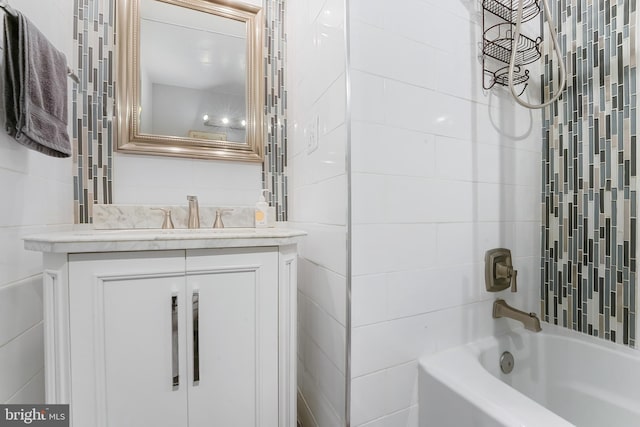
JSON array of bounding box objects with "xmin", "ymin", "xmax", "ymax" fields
[{"xmin": 482, "ymin": 0, "xmax": 542, "ymax": 94}]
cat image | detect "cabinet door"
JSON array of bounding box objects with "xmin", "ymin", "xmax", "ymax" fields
[
  {"xmin": 102, "ymin": 273, "xmax": 189, "ymax": 427},
  {"xmin": 68, "ymin": 251, "xmax": 187, "ymax": 427},
  {"xmin": 186, "ymin": 248, "xmax": 279, "ymax": 427}
]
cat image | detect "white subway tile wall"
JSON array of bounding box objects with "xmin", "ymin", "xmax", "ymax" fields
[
  {"xmin": 287, "ymin": 0, "xmax": 348, "ymax": 425},
  {"xmin": 289, "ymin": 0, "xmax": 543, "ymax": 424},
  {"xmin": 0, "ymin": 0, "xmax": 74, "ymax": 404},
  {"xmin": 348, "ymin": 0, "xmax": 542, "ymax": 425}
]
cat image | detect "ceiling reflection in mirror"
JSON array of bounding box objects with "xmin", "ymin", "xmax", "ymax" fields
[{"xmin": 139, "ymin": 0, "xmax": 247, "ymax": 143}]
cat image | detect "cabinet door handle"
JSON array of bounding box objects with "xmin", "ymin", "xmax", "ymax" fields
[
  {"xmin": 171, "ymin": 293, "xmax": 179, "ymax": 389},
  {"xmin": 192, "ymin": 290, "xmax": 200, "ymax": 385}
]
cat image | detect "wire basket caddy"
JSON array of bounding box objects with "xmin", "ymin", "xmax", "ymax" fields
[
  {"xmin": 483, "ymin": 23, "xmax": 542, "ymax": 66},
  {"xmin": 482, "ymin": 0, "xmax": 540, "ymax": 23},
  {"xmin": 481, "ymin": 0, "xmax": 541, "ymax": 93},
  {"xmin": 486, "ymin": 66, "xmax": 530, "ymax": 95}
]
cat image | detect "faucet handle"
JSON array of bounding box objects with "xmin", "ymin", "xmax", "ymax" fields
[
  {"xmin": 213, "ymin": 208, "xmax": 234, "ymax": 229},
  {"xmin": 151, "ymin": 208, "xmax": 175, "ymax": 229},
  {"xmin": 495, "ymin": 261, "xmax": 518, "ymax": 292},
  {"xmin": 485, "ymin": 248, "xmax": 518, "ymax": 293},
  {"xmin": 501, "ymin": 256, "xmax": 518, "ymax": 292}
]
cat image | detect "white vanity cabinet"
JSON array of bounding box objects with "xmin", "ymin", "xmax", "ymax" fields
[{"xmin": 26, "ymin": 229, "xmax": 302, "ymax": 427}]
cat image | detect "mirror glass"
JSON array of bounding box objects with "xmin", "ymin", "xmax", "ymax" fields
[{"xmin": 117, "ymin": 0, "xmax": 263, "ymax": 161}]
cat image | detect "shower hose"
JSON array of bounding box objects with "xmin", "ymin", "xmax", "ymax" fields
[{"xmin": 508, "ymin": 0, "xmax": 566, "ymax": 109}]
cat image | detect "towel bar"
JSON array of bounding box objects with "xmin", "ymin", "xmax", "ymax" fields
[
  {"xmin": 0, "ymin": 1, "xmax": 80, "ymax": 84},
  {"xmin": 0, "ymin": 1, "xmax": 17, "ymax": 17},
  {"xmin": 66, "ymin": 68, "xmax": 80, "ymax": 84}
]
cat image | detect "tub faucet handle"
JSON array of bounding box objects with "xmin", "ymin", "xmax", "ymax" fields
[
  {"xmin": 496, "ymin": 261, "xmax": 517, "ymax": 292},
  {"xmin": 485, "ymin": 249, "xmax": 518, "ymax": 293},
  {"xmin": 510, "ymin": 269, "xmax": 517, "ymax": 293}
]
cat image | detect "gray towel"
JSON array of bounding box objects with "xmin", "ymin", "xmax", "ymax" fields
[{"xmin": 3, "ymin": 10, "xmax": 71, "ymax": 158}]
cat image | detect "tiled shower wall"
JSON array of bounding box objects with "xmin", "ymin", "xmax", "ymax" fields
[
  {"xmin": 542, "ymin": 0, "xmax": 639, "ymax": 346},
  {"xmin": 348, "ymin": 0, "xmax": 542, "ymax": 425},
  {"xmin": 73, "ymin": 0, "xmax": 287, "ymax": 222}
]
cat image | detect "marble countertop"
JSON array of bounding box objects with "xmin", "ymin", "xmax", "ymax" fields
[{"xmin": 24, "ymin": 227, "xmax": 307, "ymax": 253}]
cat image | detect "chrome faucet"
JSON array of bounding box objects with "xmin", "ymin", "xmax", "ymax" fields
[
  {"xmin": 187, "ymin": 195, "xmax": 200, "ymax": 229},
  {"xmin": 493, "ymin": 299, "xmax": 541, "ymax": 332}
]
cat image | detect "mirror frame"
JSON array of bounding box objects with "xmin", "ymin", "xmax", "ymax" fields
[{"xmin": 116, "ymin": 0, "xmax": 264, "ymax": 162}]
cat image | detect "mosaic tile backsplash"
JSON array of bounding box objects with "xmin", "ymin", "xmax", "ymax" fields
[
  {"xmin": 541, "ymin": 0, "xmax": 638, "ymax": 346},
  {"xmin": 73, "ymin": 0, "xmax": 287, "ymax": 223},
  {"xmin": 263, "ymin": 0, "xmax": 288, "ymax": 221},
  {"xmin": 72, "ymin": 0, "xmax": 115, "ymax": 223}
]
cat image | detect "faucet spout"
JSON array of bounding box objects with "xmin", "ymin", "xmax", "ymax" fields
[
  {"xmin": 492, "ymin": 299, "xmax": 541, "ymax": 332},
  {"xmin": 187, "ymin": 195, "xmax": 200, "ymax": 229}
]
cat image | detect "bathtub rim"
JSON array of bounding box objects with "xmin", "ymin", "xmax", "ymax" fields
[
  {"xmin": 419, "ymin": 335, "xmax": 573, "ymax": 426},
  {"xmin": 418, "ymin": 323, "xmax": 640, "ymax": 427}
]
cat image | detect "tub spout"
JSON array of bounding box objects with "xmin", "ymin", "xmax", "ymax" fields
[{"xmin": 492, "ymin": 299, "xmax": 542, "ymax": 332}]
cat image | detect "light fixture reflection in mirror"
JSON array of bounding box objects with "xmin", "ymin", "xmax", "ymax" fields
[
  {"xmin": 199, "ymin": 114, "xmax": 247, "ymax": 140},
  {"xmin": 116, "ymin": 0, "xmax": 264, "ymax": 161}
]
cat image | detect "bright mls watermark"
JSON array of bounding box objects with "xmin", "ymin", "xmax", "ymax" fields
[{"xmin": 0, "ymin": 405, "xmax": 69, "ymax": 426}]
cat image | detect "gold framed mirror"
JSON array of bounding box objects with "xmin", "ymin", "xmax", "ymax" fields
[{"xmin": 116, "ymin": 0, "xmax": 263, "ymax": 161}]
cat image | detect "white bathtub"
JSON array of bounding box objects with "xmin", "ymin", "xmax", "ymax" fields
[{"xmin": 419, "ymin": 324, "xmax": 640, "ymax": 426}]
